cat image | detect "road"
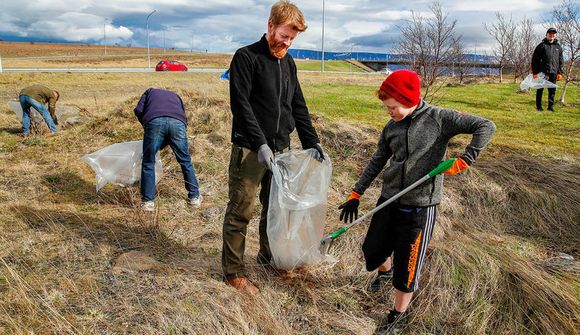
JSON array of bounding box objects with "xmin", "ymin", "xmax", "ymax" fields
[
  {"xmin": 0, "ymin": 68, "xmax": 381, "ymax": 75},
  {"xmin": 0, "ymin": 68, "xmax": 227, "ymax": 73}
]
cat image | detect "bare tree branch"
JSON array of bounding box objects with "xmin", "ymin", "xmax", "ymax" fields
[
  {"xmin": 549, "ymin": 0, "xmax": 579, "ymax": 103},
  {"xmin": 484, "ymin": 13, "xmax": 517, "ymax": 83},
  {"xmin": 397, "ymin": 2, "xmax": 459, "ymax": 102}
]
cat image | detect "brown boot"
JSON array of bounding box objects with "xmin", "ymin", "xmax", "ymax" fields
[{"xmin": 226, "ymin": 277, "xmax": 259, "ymax": 295}]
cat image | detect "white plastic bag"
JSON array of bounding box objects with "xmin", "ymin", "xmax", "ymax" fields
[
  {"xmin": 267, "ymin": 148, "xmax": 335, "ymax": 270},
  {"xmin": 520, "ymin": 72, "xmax": 558, "ymax": 90},
  {"xmin": 82, "ymin": 140, "xmax": 162, "ymax": 192}
]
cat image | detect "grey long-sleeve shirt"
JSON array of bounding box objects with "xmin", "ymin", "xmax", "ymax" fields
[{"xmin": 354, "ymin": 100, "xmax": 496, "ymax": 206}]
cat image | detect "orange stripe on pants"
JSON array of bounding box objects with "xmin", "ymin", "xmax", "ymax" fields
[{"xmin": 407, "ymin": 230, "xmax": 422, "ymax": 288}]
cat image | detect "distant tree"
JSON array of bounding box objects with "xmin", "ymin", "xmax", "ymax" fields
[
  {"xmin": 549, "ymin": 0, "xmax": 579, "ymax": 104},
  {"xmin": 450, "ymin": 36, "xmax": 469, "ymax": 84},
  {"xmin": 398, "ymin": 2, "xmax": 459, "ymax": 101},
  {"xmin": 484, "ymin": 13, "xmax": 517, "ymax": 83},
  {"xmin": 509, "ymin": 17, "xmax": 537, "ymax": 84}
]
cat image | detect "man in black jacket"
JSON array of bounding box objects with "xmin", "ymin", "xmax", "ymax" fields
[
  {"xmin": 222, "ymin": 0, "xmax": 324, "ymax": 294},
  {"xmin": 531, "ymin": 27, "xmax": 564, "ymax": 112}
]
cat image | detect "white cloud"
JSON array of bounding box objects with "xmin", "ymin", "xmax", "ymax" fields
[
  {"xmin": 27, "ymin": 12, "xmax": 133, "ymax": 41},
  {"xmin": 448, "ymin": 0, "xmax": 548, "ymax": 12},
  {"xmin": 0, "ymin": 0, "xmax": 562, "ymax": 52}
]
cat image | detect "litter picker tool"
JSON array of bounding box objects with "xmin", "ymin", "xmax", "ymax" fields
[{"xmin": 320, "ymin": 158, "xmax": 456, "ymax": 255}]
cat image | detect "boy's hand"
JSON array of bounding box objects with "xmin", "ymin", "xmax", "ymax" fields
[
  {"xmin": 444, "ymin": 157, "xmax": 469, "ymax": 175},
  {"xmin": 557, "ymin": 73, "xmax": 563, "ymax": 81},
  {"xmin": 339, "ymin": 191, "xmax": 360, "ymax": 223}
]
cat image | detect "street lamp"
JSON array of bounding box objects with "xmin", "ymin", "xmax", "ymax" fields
[
  {"xmin": 103, "ymin": 18, "xmax": 109, "ymax": 56},
  {"xmin": 146, "ymin": 9, "xmax": 157, "ymax": 69},
  {"xmin": 321, "ymin": 0, "xmax": 325, "ymax": 72}
]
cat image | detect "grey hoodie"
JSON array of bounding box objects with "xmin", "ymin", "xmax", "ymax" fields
[{"xmin": 353, "ymin": 100, "xmax": 496, "ymax": 206}]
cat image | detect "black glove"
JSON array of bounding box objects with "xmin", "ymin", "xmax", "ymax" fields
[
  {"xmin": 309, "ymin": 143, "xmax": 325, "ymax": 161},
  {"xmin": 338, "ymin": 191, "xmax": 360, "ymax": 224}
]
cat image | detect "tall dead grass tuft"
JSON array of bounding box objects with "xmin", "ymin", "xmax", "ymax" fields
[
  {"xmin": 444, "ymin": 149, "xmax": 580, "ymax": 255},
  {"xmin": 414, "ymin": 232, "xmax": 579, "ymax": 334}
]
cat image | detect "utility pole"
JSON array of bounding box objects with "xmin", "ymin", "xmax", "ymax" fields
[
  {"xmin": 146, "ymin": 9, "xmax": 157, "ymax": 69},
  {"xmin": 103, "ymin": 18, "xmax": 108, "ymax": 56}
]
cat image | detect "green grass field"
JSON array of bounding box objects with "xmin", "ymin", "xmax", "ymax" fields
[
  {"xmin": 304, "ymin": 80, "xmax": 579, "ymax": 158},
  {"xmin": 295, "ymin": 60, "xmax": 365, "ymax": 72}
]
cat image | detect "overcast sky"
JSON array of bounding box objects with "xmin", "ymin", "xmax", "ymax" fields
[{"xmin": 0, "ymin": 0, "xmax": 561, "ymax": 54}]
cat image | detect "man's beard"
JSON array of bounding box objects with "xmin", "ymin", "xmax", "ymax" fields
[{"xmin": 268, "ymin": 36, "xmax": 288, "ymax": 59}]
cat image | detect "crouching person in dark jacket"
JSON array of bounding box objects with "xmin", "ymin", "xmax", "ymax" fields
[
  {"xmin": 134, "ymin": 88, "xmax": 201, "ymax": 212},
  {"xmin": 338, "ymin": 70, "xmax": 496, "ymax": 334}
]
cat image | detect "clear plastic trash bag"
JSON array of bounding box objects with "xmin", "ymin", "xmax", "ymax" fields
[
  {"xmin": 520, "ymin": 72, "xmax": 558, "ymax": 90},
  {"xmin": 81, "ymin": 140, "xmax": 162, "ymax": 192},
  {"xmin": 267, "ymin": 148, "xmax": 335, "ymax": 270}
]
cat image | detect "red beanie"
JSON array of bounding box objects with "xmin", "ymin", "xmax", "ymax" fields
[{"xmin": 379, "ymin": 70, "xmax": 421, "ymax": 107}]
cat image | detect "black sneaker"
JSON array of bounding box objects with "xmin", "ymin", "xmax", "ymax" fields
[
  {"xmin": 374, "ymin": 310, "xmax": 407, "ymax": 335},
  {"xmin": 368, "ymin": 269, "xmax": 393, "ymax": 292},
  {"xmin": 537, "ymin": 107, "xmax": 544, "ymax": 112},
  {"xmin": 547, "ymin": 107, "xmax": 555, "ymax": 112}
]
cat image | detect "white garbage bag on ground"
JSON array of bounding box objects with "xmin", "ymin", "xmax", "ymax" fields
[
  {"xmin": 520, "ymin": 72, "xmax": 558, "ymax": 90},
  {"xmin": 267, "ymin": 148, "xmax": 335, "ymax": 270},
  {"xmin": 82, "ymin": 140, "xmax": 162, "ymax": 192}
]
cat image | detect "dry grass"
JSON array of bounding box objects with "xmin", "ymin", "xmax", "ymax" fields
[{"xmin": 0, "ymin": 70, "xmax": 578, "ymax": 334}]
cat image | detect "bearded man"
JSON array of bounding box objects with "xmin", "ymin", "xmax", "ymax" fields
[{"xmin": 221, "ymin": 0, "xmax": 324, "ymax": 293}]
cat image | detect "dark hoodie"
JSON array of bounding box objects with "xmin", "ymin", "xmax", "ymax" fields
[
  {"xmin": 532, "ymin": 38, "xmax": 564, "ymax": 75},
  {"xmin": 134, "ymin": 88, "xmax": 187, "ymax": 126}
]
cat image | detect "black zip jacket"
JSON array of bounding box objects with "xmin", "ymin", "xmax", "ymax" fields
[
  {"xmin": 532, "ymin": 38, "xmax": 564, "ymax": 75},
  {"xmin": 229, "ymin": 35, "xmax": 319, "ymax": 152}
]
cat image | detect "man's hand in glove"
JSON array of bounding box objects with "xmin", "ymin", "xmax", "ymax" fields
[
  {"xmin": 443, "ymin": 157, "xmax": 469, "ymax": 175},
  {"xmin": 338, "ymin": 191, "xmax": 361, "ymax": 224},
  {"xmin": 307, "ymin": 143, "xmax": 325, "ymax": 161},
  {"xmin": 258, "ymin": 144, "xmax": 274, "ymax": 171}
]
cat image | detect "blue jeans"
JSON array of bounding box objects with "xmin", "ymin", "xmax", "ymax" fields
[
  {"xmin": 19, "ymin": 95, "xmax": 58, "ymax": 134},
  {"xmin": 141, "ymin": 117, "xmax": 200, "ymax": 202}
]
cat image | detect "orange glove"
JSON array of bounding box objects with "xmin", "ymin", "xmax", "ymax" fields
[
  {"xmin": 444, "ymin": 157, "xmax": 469, "ymax": 175},
  {"xmin": 557, "ymin": 73, "xmax": 563, "ymax": 81},
  {"xmin": 533, "ymin": 74, "xmax": 539, "ymax": 79}
]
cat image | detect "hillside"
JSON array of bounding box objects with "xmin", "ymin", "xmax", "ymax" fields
[{"xmin": 0, "ymin": 70, "xmax": 578, "ymax": 334}]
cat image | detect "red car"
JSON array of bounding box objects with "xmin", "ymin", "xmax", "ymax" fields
[{"xmin": 155, "ymin": 60, "xmax": 188, "ymax": 72}]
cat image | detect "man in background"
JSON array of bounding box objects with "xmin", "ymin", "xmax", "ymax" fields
[{"xmin": 532, "ymin": 27, "xmax": 564, "ymax": 112}]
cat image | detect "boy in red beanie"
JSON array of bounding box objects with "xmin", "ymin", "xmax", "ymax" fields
[{"xmin": 338, "ymin": 70, "xmax": 496, "ymax": 333}]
